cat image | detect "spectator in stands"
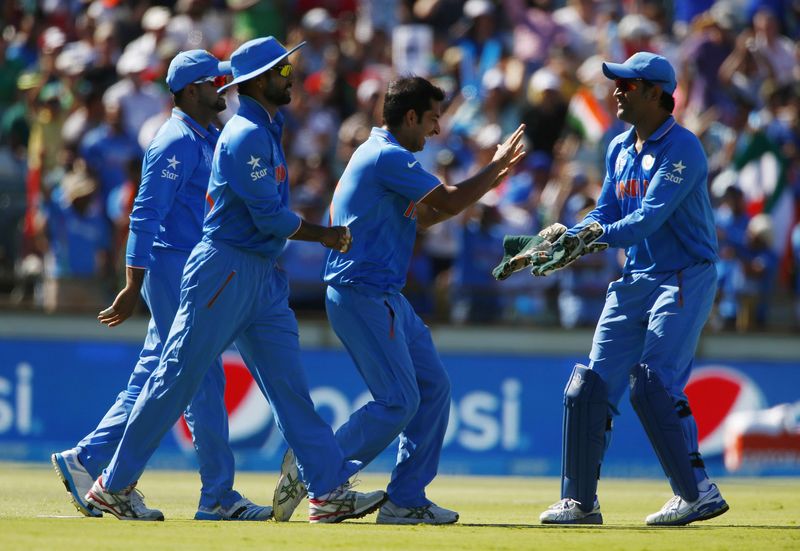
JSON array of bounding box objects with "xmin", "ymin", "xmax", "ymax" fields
[
  {"xmin": 35, "ymin": 157, "xmax": 110, "ymax": 313},
  {"xmin": 737, "ymin": 213, "xmax": 779, "ymax": 330},
  {"xmin": 79, "ymin": 100, "xmax": 142, "ymax": 205}
]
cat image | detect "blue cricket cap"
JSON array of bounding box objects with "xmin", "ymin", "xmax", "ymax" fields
[
  {"xmin": 218, "ymin": 37, "xmax": 306, "ymax": 93},
  {"xmin": 602, "ymin": 51, "xmax": 676, "ymax": 95},
  {"xmin": 166, "ymin": 49, "xmax": 232, "ymax": 93}
]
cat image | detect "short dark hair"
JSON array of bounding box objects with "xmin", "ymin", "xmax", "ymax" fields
[
  {"xmin": 382, "ymin": 76, "xmax": 445, "ymax": 128},
  {"xmin": 172, "ymin": 89, "xmax": 186, "ymax": 105},
  {"xmin": 641, "ymin": 80, "xmax": 675, "ymax": 113}
]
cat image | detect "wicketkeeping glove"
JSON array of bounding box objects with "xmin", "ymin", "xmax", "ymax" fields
[
  {"xmin": 492, "ymin": 223, "xmax": 567, "ymax": 280},
  {"xmin": 530, "ymin": 221, "xmax": 608, "ymax": 277}
]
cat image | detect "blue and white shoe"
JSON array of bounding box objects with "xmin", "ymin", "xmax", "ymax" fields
[
  {"xmin": 51, "ymin": 449, "xmax": 102, "ymax": 517},
  {"xmin": 195, "ymin": 497, "xmax": 273, "ymax": 521},
  {"xmin": 645, "ymin": 483, "xmax": 729, "ymax": 526},
  {"xmin": 376, "ymin": 500, "xmax": 459, "ymax": 525},
  {"xmin": 539, "ymin": 497, "xmax": 602, "ymax": 525}
]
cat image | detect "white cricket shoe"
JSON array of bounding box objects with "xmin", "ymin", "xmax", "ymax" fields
[
  {"xmin": 376, "ymin": 500, "xmax": 459, "ymax": 525},
  {"xmin": 308, "ymin": 481, "xmax": 387, "ymax": 523},
  {"xmin": 195, "ymin": 496, "xmax": 273, "ymax": 521},
  {"xmin": 272, "ymin": 448, "xmax": 307, "ymax": 521},
  {"xmin": 539, "ymin": 497, "xmax": 603, "ymax": 525},
  {"xmin": 85, "ymin": 476, "xmax": 164, "ymax": 521},
  {"xmin": 51, "ymin": 449, "xmax": 102, "ymax": 517},
  {"xmin": 645, "ymin": 483, "xmax": 729, "ymax": 526}
]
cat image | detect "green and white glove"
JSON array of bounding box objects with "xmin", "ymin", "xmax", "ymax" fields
[
  {"xmin": 530, "ymin": 221, "xmax": 608, "ymax": 277},
  {"xmin": 492, "ymin": 223, "xmax": 567, "ymax": 280}
]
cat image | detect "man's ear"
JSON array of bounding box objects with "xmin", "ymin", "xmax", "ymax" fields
[
  {"xmin": 404, "ymin": 108, "xmax": 418, "ymax": 126},
  {"xmin": 648, "ymin": 84, "xmax": 662, "ymax": 102}
]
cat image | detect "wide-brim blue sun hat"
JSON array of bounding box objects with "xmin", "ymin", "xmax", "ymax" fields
[{"xmin": 218, "ymin": 37, "xmax": 306, "ymax": 93}]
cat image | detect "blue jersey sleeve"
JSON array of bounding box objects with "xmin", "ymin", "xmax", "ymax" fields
[
  {"xmin": 125, "ymin": 133, "xmax": 199, "ymax": 269},
  {"xmin": 600, "ymin": 142, "xmax": 706, "ymax": 249},
  {"xmin": 220, "ymin": 126, "xmax": 301, "ymax": 239},
  {"xmin": 376, "ymin": 146, "xmax": 441, "ymax": 202}
]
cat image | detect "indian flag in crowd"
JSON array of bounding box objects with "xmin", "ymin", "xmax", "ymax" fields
[
  {"xmin": 567, "ymin": 87, "xmax": 613, "ymax": 144},
  {"xmin": 734, "ymin": 132, "xmax": 797, "ymax": 280}
]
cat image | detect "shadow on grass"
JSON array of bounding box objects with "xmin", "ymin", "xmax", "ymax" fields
[{"xmin": 458, "ymin": 523, "xmax": 798, "ymax": 530}]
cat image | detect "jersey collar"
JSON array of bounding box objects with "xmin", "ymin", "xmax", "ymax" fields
[
  {"xmin": 171, "ymin": 108, "xmax": 213, "ymax": 140},
  {"xmin": 647, "ymin": 115, "xmax": 677, "ymax": 142},
  {"xmin": 238, "ymin": 94, "xmax": 284, "ymax": 128},
  {"xmin": 371, "ymin": 127, "xmax": 400, "ymax": 146},
  {"xmin": 623, "ymin": 115, "xmax": 677, "ymax": 146}
]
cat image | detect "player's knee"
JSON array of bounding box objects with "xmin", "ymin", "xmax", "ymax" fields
[
  {"xmin": 629, "ymin": 363, "xmax": 666, "ymax": 408},
  {"xmin": 564, "ymin": 364, "xmax": 608, "ymax": 406},
  {"xmin": 383, "ymin": 387, "xmax": 421, "ymax": 427},
  {"xmin": 423, "ymin": 373, "xmax": 451, "ymax": 411}
]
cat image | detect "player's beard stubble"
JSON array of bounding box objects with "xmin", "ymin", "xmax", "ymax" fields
[{"xmin": 264, "ymin": 77, "xmax": 292, "ymax": 106}]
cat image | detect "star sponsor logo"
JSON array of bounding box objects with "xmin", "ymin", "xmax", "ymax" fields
[
  {"xmin": 664, "ymin": 159, "xmax": 686, "ymax": 184},
  {"xmin": 248, "ymin": 155, "xmax": 271, "ymax": 181},
  {"xmin": 161, "ymin": 154, "xmax": 181, "ymax": 180}
]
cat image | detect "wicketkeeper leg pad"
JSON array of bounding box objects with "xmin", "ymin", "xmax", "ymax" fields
[
  {"xmin": 629, "ymin": 364, "xmax": 700, "ymax": 502},
  {"xmin": 561, "ymin": 364, "xmax": 610, "ymax": 512}
]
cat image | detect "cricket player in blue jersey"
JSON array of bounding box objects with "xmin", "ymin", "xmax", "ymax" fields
[
  {"xmin": 519, "ymin": 52, "xmax": 729, "ymax": 526},
  {"xmin": 273, "ymin": 76, "xmax": 526, "ymax": 525},
  {"xmin": 52, "ymin": 50, "xmax": 272, "ymax": 521},
  {"xmin": 84, "ymin": 37, "xmax": 386, "ymax": 523}
]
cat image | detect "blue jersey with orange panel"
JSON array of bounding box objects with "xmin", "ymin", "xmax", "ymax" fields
[
  {"xmin": 126, "ymin": 108, "xmax": 218, "ymax": 268},
  {"xmin": 570, "ymin": 116, "xmax": 718, "ymax": 274},
  {"xmin": 204, "ymin": 95, "xmax": 301, "ymax": 259},
  {"xmin": 324, "ymin": 127, "xmax": 441, "ymax": 295}
]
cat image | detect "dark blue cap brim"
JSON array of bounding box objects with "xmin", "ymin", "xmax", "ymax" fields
[
  {"xmin": 217, "ymin": 41, "xmax": 306, "ymax": 93},
  {"xmin": 602, "ymin": 62, "xmax": 640, "ymax": 81}
]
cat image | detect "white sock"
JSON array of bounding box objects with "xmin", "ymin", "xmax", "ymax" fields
[{"xmin": 697, "ymin": 478, "xmax": 712, "ymax": 493}]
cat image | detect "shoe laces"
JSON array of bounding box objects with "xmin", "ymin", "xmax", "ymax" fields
[
  {"xmin": 125, "ymin": 484, "xmax": 151, "ymax": 515},
  {"xmin": 333, "ymin": 476, "xmax": 360, "ymax": 497},
  {"xmin": 552, "ymin": 498, "xmax": 577, "ymax": 510},
  {"xmin": 661, "ymin": 495, "xmax": 683, "ymax": 513},
  {"xmin": 403, "ymin": 504, "xmax": 435, "ymax": 519}
]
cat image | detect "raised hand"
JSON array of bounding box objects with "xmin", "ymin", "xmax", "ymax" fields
[{"xmin": 492, "ymin": 124, "xmax": 527, "ymax": 176}]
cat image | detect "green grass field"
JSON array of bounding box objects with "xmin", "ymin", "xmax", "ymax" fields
[{"xmin": 1, "ymin": 462, "xmax": 798, "ymax": 550}]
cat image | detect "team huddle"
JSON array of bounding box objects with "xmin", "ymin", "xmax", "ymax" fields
[{"xmin": 50, "ymin": 37, "xmax": 729, "ymax": 527}]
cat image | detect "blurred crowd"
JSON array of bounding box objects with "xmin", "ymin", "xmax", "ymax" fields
[{"xmin": 0, "ymin": 0, "xmax": 799, "ymax": 332}]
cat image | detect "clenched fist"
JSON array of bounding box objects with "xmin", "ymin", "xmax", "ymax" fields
[{"xmin": 322, "ymin": 225, "xmax": 352, "ymax": 253}]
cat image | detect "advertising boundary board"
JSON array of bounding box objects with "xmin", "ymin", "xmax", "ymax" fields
[{"xmin": 1, "ymin": 335, "xmax": 798, "ymax": 477}]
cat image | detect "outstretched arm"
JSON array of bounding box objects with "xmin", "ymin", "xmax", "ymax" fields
[{"xmin": 417, "ymin": 124, "xmax": 526, "ymax": 228}]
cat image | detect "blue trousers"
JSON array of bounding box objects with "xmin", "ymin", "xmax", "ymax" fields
[
  {"xmin": 76, "ymin": 248, "xmax": 235, "ymax": 509},
  {"xmin": 587, "ymin": 261, "xmax": 717, "ymax": 485},
  {"xmin": 102, "ymin": 239, "xmax": 359, "ymax": 497},
  {"xmin": 326, "ymin": 285, "xmax": 451, "ymax": 507}
]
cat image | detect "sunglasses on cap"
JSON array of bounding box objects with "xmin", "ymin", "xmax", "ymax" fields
[
  {"xmin": 192, "ymin": 75, "xmax": 229, "ymax": 88},
  {"xmin": 272, "ymin": 64, "xmax": 293, "ymax": 78}
]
